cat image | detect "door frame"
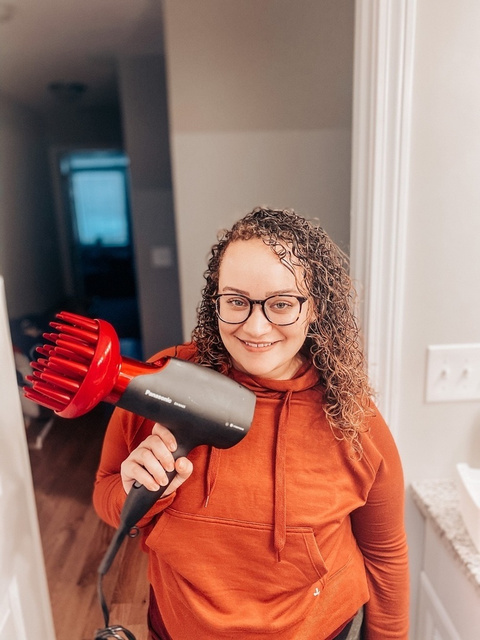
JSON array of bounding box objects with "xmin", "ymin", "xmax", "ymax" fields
[
  {"xmin": 0, "ymin": 278, "xmax": 56, "ymax": 639},
  {"xmin": 350, "ymin": 0, "xmax": 417, "ymax": 436}
]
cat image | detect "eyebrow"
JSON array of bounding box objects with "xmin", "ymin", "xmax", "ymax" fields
[{"xmin": 219, "ymin": 286, "xmax": 301, "ymax": 297}]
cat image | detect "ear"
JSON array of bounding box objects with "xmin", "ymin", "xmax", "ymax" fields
[{"xmin": 305, "ymin": 298, "xmax": 319, "ymax": 326}]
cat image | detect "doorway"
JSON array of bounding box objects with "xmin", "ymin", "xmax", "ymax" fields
[{"xmin": 58, "ymin": 149, "xmax": 142, "ymax": 359}]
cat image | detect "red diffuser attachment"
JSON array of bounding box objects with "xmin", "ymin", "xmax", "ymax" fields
[{"xmin": 24, "ymin": 311, "xmax": 158, "ymax": 418}]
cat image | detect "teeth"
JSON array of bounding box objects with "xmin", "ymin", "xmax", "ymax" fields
[{"xmin": 244, "ymin": 341, "xmax": 272, "ymax": 348}]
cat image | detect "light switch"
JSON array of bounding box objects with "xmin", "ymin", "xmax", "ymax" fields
[
  {"xmin": 426, "ymin": 344, "xmax": 480, "ymax": 402},
  {"xmin": 150, "ymin": 246, "xmax": 173, "ymax": 268}
]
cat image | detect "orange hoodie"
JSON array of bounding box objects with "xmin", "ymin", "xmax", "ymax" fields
[{"xmin": 93, "ymin": 343, "xmax": 409, "ymax": 639}]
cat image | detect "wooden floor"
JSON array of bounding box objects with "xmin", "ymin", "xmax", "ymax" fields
[{"xmin": 28, "ymin": 405, "xmax": 150, "ymax": 640}]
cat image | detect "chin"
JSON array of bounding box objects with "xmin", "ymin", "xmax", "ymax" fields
[
  {"xmin": 231, "ymin": 355, "xmax": 270, "ymax": 376},
  {"xmin": 231, "ymin": 356, "xmax": 291, "ymax": 380}
]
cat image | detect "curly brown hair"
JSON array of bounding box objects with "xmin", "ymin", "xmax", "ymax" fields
[{"xmin": 191, "ymin": 207, "xmax": 374, "ymax": 453}]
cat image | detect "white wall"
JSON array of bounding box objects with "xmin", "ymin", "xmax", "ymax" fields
[
  {"xmin": 117, "ymin": 54, "xmax": 183, "ymax": 356},
  {"xmin": 163, "ymin": 0, "xmax": 354, "ymax": 338},
  {"xmin": 391, "ymin": 2, "xmax": 480, "ymax": 630},
  {"xmin": 398, "ymin": 0, "xmax": 480, "ymax": 485},
  {"xmin": 0, "ymin": 95, "xmax": 63, "ymax": 318}
]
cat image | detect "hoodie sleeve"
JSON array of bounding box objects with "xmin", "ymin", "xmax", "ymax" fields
[
  {"xmin": 350, "ymin": 410, "xmax": 410, "ymax": 640},
  {"xmin": 92, "ymin": 405, "xmax": 176, "ymax": 529}
]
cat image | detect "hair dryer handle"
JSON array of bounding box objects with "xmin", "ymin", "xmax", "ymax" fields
[
  {"xmin": 120, "ymin": 438, "xmax": 191, "ymax": 532},
  {"xmin": 98, "ymin": 444, "xmax": 190, "ymax": 576},
  {"xmin": 124, "ymin": 471, "xmax": 177, "ymax": 531},
  {"xmin": 122, "ymin": 475, "xmax": 176, "ymax": 528}
]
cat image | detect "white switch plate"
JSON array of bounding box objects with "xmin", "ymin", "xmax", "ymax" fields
[
  {"xmin": 150, "ymin": 245, "xmax": 173, "ymax": 268},
  {"xmin": 426, "ymin": 344, "xmax": 480, "ymax": 402}
]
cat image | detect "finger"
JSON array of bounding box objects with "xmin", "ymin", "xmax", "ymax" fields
[
  {"xmin": 121, "ymin": 439, "xmax": 175, "ymax": 492},
  {"xmin": 137, "ymin": 446, "xmax": 175, "ymax": 486},
  {"xmin": 162, "ymin": 457, "xmax": 194, "ymax": 497},
  {"xmin": 121, "ymin": 456, "xmax": 163, "ymax": 492},
  {"xmin": 176, "ymin": 456, "xmax": 193, "ymax": 478},
  {"xmin": 141, "ymin": 435, "xmax": 176, "ymax": 474},
  {"xmin": 151, "ymin": 423, "xmax": 177, "ymax": 452},
  {"xmin": 119, "ymin": 425, "xmax": 182, "ymax": 495}
]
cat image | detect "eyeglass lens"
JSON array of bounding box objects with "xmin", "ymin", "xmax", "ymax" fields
[{"xmin": 216, "ymin": 294, "xmax": 303, "ymax": 325}]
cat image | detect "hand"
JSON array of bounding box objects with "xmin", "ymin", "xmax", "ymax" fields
[{"xmin": 120, "ymin": 423, "xmax": 193, "ymax": 496}]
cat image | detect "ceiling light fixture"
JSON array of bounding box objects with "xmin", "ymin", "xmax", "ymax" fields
[{"xmin": 47, "ymin": 82, "xmax": 88, "ymax": 103}]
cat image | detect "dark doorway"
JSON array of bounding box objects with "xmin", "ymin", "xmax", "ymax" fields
[{"xmin": 59, "ymin": 149, "xmax": 142, "ymax": 358}]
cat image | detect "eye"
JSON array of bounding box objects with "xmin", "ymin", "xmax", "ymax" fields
[
  {"xmin": 225, "ymin": 296, "xmax": 249, "ymax": 309},
  {"xmin": 267, "ymin": 297, "xmax": 295, "ymax": 312}
]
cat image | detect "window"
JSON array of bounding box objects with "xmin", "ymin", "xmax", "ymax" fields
[{"xmin": 61, "ymin": 151, "xmax": 131, "ymax": 247}]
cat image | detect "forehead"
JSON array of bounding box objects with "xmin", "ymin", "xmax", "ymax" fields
[{"xmin": 218, "ymin": 238, "xmax": 303, "ymax": 289}]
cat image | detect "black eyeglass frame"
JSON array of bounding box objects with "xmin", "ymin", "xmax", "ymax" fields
[{"xmin": 213, "ymin": 293, "xmax": 308, "ymax": 326}]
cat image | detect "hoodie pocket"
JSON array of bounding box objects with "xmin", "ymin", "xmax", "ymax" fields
[{"xmin": 145, "ymin": 508, "xmax": 328, "ymax": 634}]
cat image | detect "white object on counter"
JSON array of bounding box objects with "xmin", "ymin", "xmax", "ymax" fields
[{"xmin": 456, "ymin": 463, "xmax": 480, "ymax": 554}]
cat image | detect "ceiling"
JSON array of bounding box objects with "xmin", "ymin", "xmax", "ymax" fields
[{"xmin": 0, "ymin": 0, "xmax": 164, "ymax": 111}]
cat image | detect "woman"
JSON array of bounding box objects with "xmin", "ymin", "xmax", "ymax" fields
[{"xmin": 93, "ymin": 207, "xmax": 409, "ymax": 639}]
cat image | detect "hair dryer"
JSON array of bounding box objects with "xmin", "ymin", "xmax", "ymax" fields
[{"xmin": 24, "ymin": 311, "xmax": 256, "ymax": 574}]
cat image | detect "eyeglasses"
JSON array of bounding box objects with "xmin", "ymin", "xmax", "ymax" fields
[{"xmin": 214, "ymin": 293, "xmax": 307, "ymax": 326}]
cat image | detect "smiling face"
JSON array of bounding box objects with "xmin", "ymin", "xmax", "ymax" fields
[{"xmin": 217, "ymin": 238, "xmax": 312, "ymax": 380}]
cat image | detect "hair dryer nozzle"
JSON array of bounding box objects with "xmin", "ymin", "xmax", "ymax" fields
[{"xmin": 24, "ymin": 311, "xmax": 122, "ymax": 418}]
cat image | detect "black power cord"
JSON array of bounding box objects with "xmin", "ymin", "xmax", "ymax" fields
[
  {"xmin": 94, "ymin": 527, "xmax": 141, "ymax": 640},
  {"xmin": 94, "ymin": 621, "xmax": 136, "ymax": 640},
  {"xmin": 94, "ymin": 571, "xmax": 137, "ymax": 640}
]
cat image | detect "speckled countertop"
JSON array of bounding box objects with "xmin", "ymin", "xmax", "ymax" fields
[{"xmin": 411, "ymin": 479, "xmax": 480, "ymax": 593}]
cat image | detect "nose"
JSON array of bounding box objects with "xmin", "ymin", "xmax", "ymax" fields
[{"xmin": 241, "ymin": 303, "xmax": 272, "ymax": 336}]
